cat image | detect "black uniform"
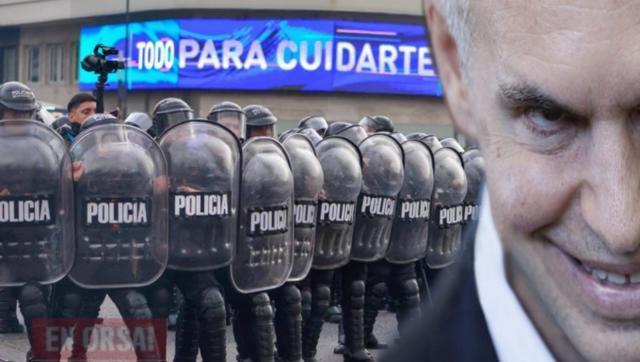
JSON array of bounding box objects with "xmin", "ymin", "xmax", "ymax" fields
[
  {"xmin": 300, "ymin": 131, "xmax": 364, "ymax": 362},
  {"xmin": 48, "ymin": 114, "xmax": 167, "ymax": 362},
  {"xmin": 0, "ymin": 82, "xmax": 66, "ymax": 362},
  {"xmin": 336, "ymin": 126, "xmax": 405, "ymax": 361},
  {"xmin": 226, "ymin": 105, "xmax": 287, "ymax": 362}
]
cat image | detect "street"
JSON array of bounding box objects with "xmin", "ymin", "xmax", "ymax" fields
[{"xmin": 0, "ymin": 297, "xmax": 399, "ymax": 361}]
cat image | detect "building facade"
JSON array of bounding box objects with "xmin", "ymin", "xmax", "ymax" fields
[{"xmin": 0, "ymin": 0, "xmax": 453, "ymax": 134}]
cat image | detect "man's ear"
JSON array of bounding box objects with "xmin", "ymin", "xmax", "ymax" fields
[{"xmin": 425, "ymin": 1, "xmax": 477, "ymax": 137}]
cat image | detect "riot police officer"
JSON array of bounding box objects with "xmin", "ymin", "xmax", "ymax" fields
[
  {"xmin": 244, "ymin": 104, "xmax": 277, "ymax": 139},
  {"xmin": 358, "ymin": 116, "xmax": 394, "ymax": 135},
  {"xmin": 136, "ymin": 98, "xmax": 235, "ymax": 362},
  {"xmin": 0, "ymin": 82, "xmax": 54, "ymax": 362},
  {"xmin": 331, "ymin": 120, "xmax": 404, "ymax": 361},
  {"xmin": 0, "ymin": 81, "xmax": 39, "ymax": 335},
  {"xmin": 49, "ymin": 113, "xmax": 165, "ymax": 362},
  {"xmin": 207, "ymin": 100, "xmax": 246, "ymax": 140},
  {"xmin": 300, "ymin": 126, "xmax": 364, "ymax": 362},
  {"xmin": 274, "ymin": 130, "xmax": 324, "ymax": 362},
  {"xmin": 363, "ymin": 132, "xmax": 434, "ymax": 350},
  {"xmin": 298, "ymin": 116, "xmax": 328, "ymax": 137},
  {"xmin": 224, "ymin": 104, "xmax": 286, "ymax": 362}
]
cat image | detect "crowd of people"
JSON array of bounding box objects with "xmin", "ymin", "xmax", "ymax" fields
[{"xmin": 0, "ymin": 80, "xmax": 483, "ymax": 362}]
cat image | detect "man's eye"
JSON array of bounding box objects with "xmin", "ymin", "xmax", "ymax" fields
[{"xmin": 522, "ymin": 107, "xmax": 569, "ymax": 136}]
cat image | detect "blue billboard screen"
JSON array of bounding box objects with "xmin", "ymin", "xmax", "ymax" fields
[{"xmin": 79, "ymin": 18, "xmax": 442, "ymax": 96}]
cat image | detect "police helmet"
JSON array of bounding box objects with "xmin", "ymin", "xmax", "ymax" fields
[
  {"xmin": 151, "ymin": 97, "xmax": 194, "ymax": 136},
  {"xmin": 299, "ymin": 115, "xmax": 328, "ymax": 137}
]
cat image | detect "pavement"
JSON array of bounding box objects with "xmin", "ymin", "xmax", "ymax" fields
[{"xmin": 0, "ymin": 297, "xmax": 399, "ymax": 362}]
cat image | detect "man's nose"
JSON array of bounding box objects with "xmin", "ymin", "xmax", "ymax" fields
[{"xmin": 583, "ymin": 121, "xmax": 640, "ymax": 255}]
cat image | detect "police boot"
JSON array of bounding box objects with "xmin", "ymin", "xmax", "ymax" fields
[
  {"xmin": 197, "ymin": 287, "xmax": 227, "ymax": 362},
  {"xmin": 17, "ymin": 284, "xmax": 48, "ymax": 362},
  {"xmin": 363, "ymin": 282, "xmax": 388, "ymax": 350},
  {"xmin": 146, "ymin": 282, "xmax": 174, "ymax": 359},
  {"xmin": 232, "ymin": 306, "xmax": 253, "ymax": 361},
  {"xmin": 300, "ymin": 285, "xmax": 312, "ymax": 323},
  {"xmin": 396, "ymin": 279, "xmax": 421, "ymax": 335},
  {"xmin": 342, "ymin": 281, "xmax": 372, "ymax": 362},
  {"xmin": 333, "ymin": 312, "xmax": 346, "ymax": 355},
  {"xmin": 112, "ymin": 289, "xmax": 165, "ymax": 362},
  {"xmin": 26, "ymin": 349, "xmax": 48, "ymax": 362},
  {"xmin": 0, "ymin": 288, "xmax": 23, "ymax": 333},
  {"xmin": 168, "ymin": 286, "xmax": 182, "ymax": 331},
  {"xmin": 252, "ymin": 293, "xmax": 275, "ymax": 362},
  {"xmin": 326, "ymin": 274, "xmax": 342, "ymax": 324},
  {"xmin": 69, "ymin": 290, "xmax": 104, "ymax": 362},
  {"xmin": 274, "ymin": 284, "xmax": 302, "ymax": 362},
  {"xmin": 301, "ymin": 284, "xmax": 330, "ymax": 362},
  {"xmin": 174, "ymin": 300, "xmax": 200, "ymax": 362}
]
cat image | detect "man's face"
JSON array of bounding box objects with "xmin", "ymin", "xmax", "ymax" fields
[
  {"xmin": 429, "ymin": 0, "xmax": 640, "ymax": 359},
  {"xmin": 69, "ymin": 101, "xmax": 96, "ymax": 124},
  {"xmin": 2, "ymin": 109, "xmax": 34, "ymax": 120},
  {"xmin": 218, "ymin": 115, "xmax": 242, "ymax": 138},
  {"xmin": 247, "ymin": 125, "xmax": 274, "ymax": 139}
]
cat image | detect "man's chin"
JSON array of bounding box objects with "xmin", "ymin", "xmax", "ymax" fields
[
  {"xmin": 543, "ymin": 242, "xmax": 640, "ymax": 321},
  {"xmin": 510, "ymin": 238, "xmax": 640, "ymax": 361}
]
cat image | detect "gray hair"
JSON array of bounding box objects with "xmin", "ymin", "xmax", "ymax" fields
[{"xmin": 437, "ymin": 0, "xmax": 471, "ymax": 70}]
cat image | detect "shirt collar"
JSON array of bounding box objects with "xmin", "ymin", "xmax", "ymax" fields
[{"xmin": 474, "ymin": 189, "xmax": 555, "ymax": 362}]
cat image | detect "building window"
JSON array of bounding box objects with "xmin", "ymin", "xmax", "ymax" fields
[
  {"xmin": 70, "ymin": 42, "xmax": 78, "ymax": 83},
  {"xmin": 27, "ymin": 46, "xmax": 40, "ymax": 83},
  {"xmin": 48, "ymin": 43, "xmax": 65, "ymax": 83},
  {"xmin": 0, "ymin": 47, "xmax": 17, "ymax": 82}
]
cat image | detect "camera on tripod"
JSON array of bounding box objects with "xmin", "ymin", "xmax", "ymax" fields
[
  {"xmin": 81, "ymin": 44, "xmax": 125, "ymax": 75},
  {"xmin": 80, "ymin": 44, "xmax": 126, "ymax": 114}
]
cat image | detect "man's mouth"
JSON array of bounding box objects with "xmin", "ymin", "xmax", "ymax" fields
[
  {"xmin": 580, "ymin": 263, "xmax": 640, "ymax": 287},
  {"xmin": 547, "ymin": 243, "xmax": 640, "ymax": 319}
]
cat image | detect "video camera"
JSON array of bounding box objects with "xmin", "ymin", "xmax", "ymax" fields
[
  {"xmin": 81, "ymin": 44, "xmax": 126, "ymax": 114},
  {"xmin": 81, "ymin": 44, "xmax": 125, "ymax": 76}
]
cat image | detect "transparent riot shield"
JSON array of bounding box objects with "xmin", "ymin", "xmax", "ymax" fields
[
  {"xmin": 231, "ymin": 137, "xmax": 295, "ymax": 293},
  {"xmin": 426, "ymin": 147, "xmax": 468, "ymax": 269},
  {"xmin": 312, "ymin": 137, "xmax": 363, "ymax": 270},
  {"xmin": 386, "ymin": 140, "xmax": 434, "ymax": 264},
  {"xmin": 350, "ymin": 134, "xmax": 404, "ymax": 262},
  {"xmin": 281, "ymin": 134, "xmax": 324, "ymax": 281},
  {"xmin": 461, "ymin": 149, "xmax": 485, "ymax": 241},
  {"xmin": 69, "ymin": 123, "xmax": 168, "ymax": 288},
  {"xmin": 159, "ymin": 120, "xmax": 241, "ymax": 271},
  {"xmin": 0, "ymin": 120, "xmax": 74, "ymax": 286}
]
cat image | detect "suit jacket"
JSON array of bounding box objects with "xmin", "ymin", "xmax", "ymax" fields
[{"xmin": 383, "ymin": 230, "xmax": 499, "ymax": 362}]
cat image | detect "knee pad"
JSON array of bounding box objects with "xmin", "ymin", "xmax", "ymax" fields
[
  {"xmin": 56, "ymin": 291, "xmax": 84, "ymax": 318},
  {"xmin": 252, "ymin": 293, "xmax": 273, "ymax": 320},
  {"xmin": 117, "ymin": 291, "xmax": 152, "ymax": 320},
  {"xmin": 0, "ymin": 288, "xmax": 14, "ymax": 307},
  {"xmin": 350, "ymin": 281, "xmax": 365, "ymax": 299},
  {"xmin": 400, "ymin": 279, "xmax": 420, "ymax": 307},
  {"xmin": 199, "ymin": 287, "xmax": 226, "ymax": 323},
  {"xmin": 282, "ymin": 285, "xmax": 302, "ymax": 306},
  {"xmin": 18, "ymin": 284, "xmax": 46, "ymax": 317},
  {"xmin": 369, "ymin": 282, "xmax": 387, "ymax": 299},
  {"xmin": 149, "ymin": 287, "xmax": 172, "ymax": 318},
  {"xmin": 313, "ymin": 285, "xmax": 331, "ymax": 304}
]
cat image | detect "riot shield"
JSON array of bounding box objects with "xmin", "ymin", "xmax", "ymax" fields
[
  {"xmin": 350, "ymin": 134, "xmax": 404, "ymax": 262},
  {"xmin": 312, "ymin": 137, "xmax": 363, "ymax": 270},
  {"xmin": 69, "ymin": 123, "xmax": 168, "ymax": 288},
  {"xmin": 462, "ymin": 149, "xmax": 485, "ymax": 239},
  {"xmin": 231, "ymin": 137, "xmax": 295, "ymax": 293},
  {"xmin": 159, "ymin": 120, "xmax": 241, "ymax": 271},
  {"xmin": 0, "ymin": 120, "xmax": 74, "ymax": 287},
  {"xmin": 335, "ymin": 124, "xmax": 368, "ymax": 146},
  {"xmin": 281, "ymin": 134, "xmax": 324, "ymax": 281},
  {"xmin": 426, "ymin": 147, "xmax": 468, "ymax": 269},
  {"xmin": 386, "ymin": 141, "xmax": 434, "ymax": 264}
]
